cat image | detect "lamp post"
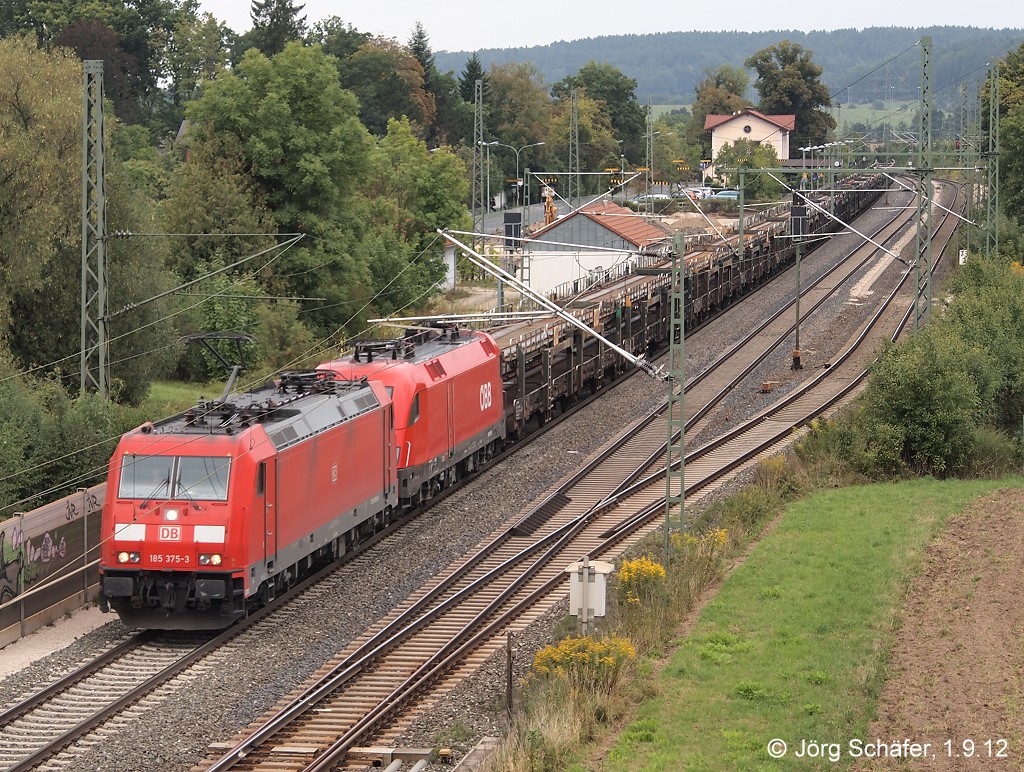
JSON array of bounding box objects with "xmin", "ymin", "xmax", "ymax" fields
[
  {"xmin": 478, "ymin": 141, "xmax": 499, "ymax": 308},
  {"xmin": 491, "ymin": 141, "xmax": 545, "ymax": 210},
  {"xmin": 491, "ymin": 143, "xmax": 545, "ymax": 304},
  {"xmin": 478, "ymin": 140, "xmax": 498, "ymax": 217}
]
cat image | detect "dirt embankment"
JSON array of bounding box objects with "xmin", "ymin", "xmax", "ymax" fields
[{"xmin": 856, "ymin": 489, "xmax": 1024, "ymax": 770}]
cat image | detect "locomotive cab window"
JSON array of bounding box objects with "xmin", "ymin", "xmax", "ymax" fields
[
  {"xmin": 408, "ymin": 393, "xmax": 420, "ymax": 425},
  {"xmin": 119, "ymin": 454, "xmax": 231, "ymax": 501}
]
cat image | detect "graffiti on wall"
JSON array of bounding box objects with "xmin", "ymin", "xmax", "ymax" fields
[
  {"xmin": 1, "ymin": 487, "xmax": 103, "ymax": 607},
  {"xmin": 0, "ymin": 524, "xmax": 24, "ymax": 604}
]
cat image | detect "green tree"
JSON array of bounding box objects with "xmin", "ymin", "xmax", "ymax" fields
[
  {"xmin": 187, "ymin": 42, "xmax": 371, "ymax": 233},
  {"xmin": 160, "ymin": 133, "xmax": 276, "ymax": 280},
  {"xmin": 406, "ymin": 22, "xmax": 465, "ymax": 147},
  {"xmin": 713, "ymin": 138, "xmax": 783, "ymax": 199},
  {"xmin": 0, "ymin": 36, "xmax": 176, "ymax": 403},
  {"xmin": 0, "ymin": 0, "xmax": 30, "ymax": 37},
  {"xmin": 407, "ymin": 21, "xmax": 435, "ymax": 83},
  {"xmin": 459, "ymin": 52, "xmax": 487, "ymax": 102},
  {"xmin": 745, "ymin": 41, "xmax": 835, "ymax": 154},
  {"xmin": 548, "ymin": 88, "xmax": 618, "ymax": 196},
  {"xmin": 486, "ymin": 62, "xmax": 552, "ymax": 152},
  {"xmin": 992, "ymin": 42, "xmax": 1024, "ymax": 228},
  {"xmin": 356, "ymin": 117, "xmax": 470, "ymax": 315},
  {"xmin": 552, "ymin": 62, "xmax": 646, "ymax": 160},
  {"xmin": 164, "ymin": 12, "xmax": 231, "ymax": 114},
  {"xmin": 861, "ymin": 329, "xmax": 998, "ymax": 476},
  {"xmin": 1001, "ymin": 105, "xmax": 1024, "ymax": 228},
  {"xmin": 943, "ymin": 258, "xmax": 1024, "ymax": 432},
  {"xmin": 184, "ymin": 42, "xmax": 375, "ymax": 336},
  {"xmin": 0, "ymin": 36, "xmax": 82, "ymax": 338},
  {"xmin": 24, "ymin": 0, "xmax": 195, "ymax": 129},
  {"xmin": 307, "ymin": 15, "xmax": 368, "ymax": 60},
  {"xmin": 338, "ymin": 37, "xmax": 434, "ymax": 137},
  {"xmin": 248, "ymin": 0, "xmax": 306, "ymax": 57},
  {"xmin": 687, "ymin": 65, "xmax": 749, "ymax": 157}
]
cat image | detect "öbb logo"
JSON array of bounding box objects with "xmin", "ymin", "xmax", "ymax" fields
[{"xmin": 158, "ymin": 525, "xmax": 182, "ymax": 542}]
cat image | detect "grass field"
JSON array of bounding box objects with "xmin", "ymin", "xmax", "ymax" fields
[
  {"xmin": 596, "ymin": 477, "xmax": 1017, "ymax": 771},
  {"xmin": 145, "ymin": 380, "xmax": 219, "ymax": 416},
  {"xmin": 652, "ymin": 102, "xmax": 919, "ymax": 134}
]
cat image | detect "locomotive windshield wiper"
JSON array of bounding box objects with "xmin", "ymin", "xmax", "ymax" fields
[
  {"xmin": 176, "ymin": 480, "xmax": 203, "ymax": 510},
  {"xmin": 140, "ymin": 477, "xmax": 169, "ymax": 509}
]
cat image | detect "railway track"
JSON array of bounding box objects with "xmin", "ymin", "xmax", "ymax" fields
[
  {"xmin": 184, "ymin": 182, "xmax": 961, "ymax": 771},
  {"xmin": 0, "ymin": 630, "xmax": 213, "ymax": 772},
  {"xmin": 0, "ymin": 510, "xmax": 421, "ymax": 772},
  {"xmin": 0, "ymin": 180, "xmax": 957, "ymax": 772}
]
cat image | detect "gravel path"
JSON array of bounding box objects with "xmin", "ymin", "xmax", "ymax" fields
[{"xmin": 0, "ymin": 190, "xmax": 924, "ymax": 771}]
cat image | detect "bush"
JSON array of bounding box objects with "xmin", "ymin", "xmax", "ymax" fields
[
  {"xmin": 792, "ymin": 415, "xmax": 870, "ymax": 487},
  {"xmin": 860, "ymin": 331, "xmax": 997, "ymax": 476},
  {"xmin": 530, "ymin": 635, "xmax": 636, "ymax": 695},
  {"xmin": 965, "ymin": 426, "xmax": 1019, "ymax": 478}
]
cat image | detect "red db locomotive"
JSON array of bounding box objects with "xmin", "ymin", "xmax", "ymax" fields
[{"xmin": 98, "ymin": 324, "xmax": 505, "ymax": 629}]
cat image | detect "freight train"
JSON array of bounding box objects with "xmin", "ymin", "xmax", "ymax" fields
[{"xmin": 97, "ymin": 174, "xmax": 887, "ymax": 629}]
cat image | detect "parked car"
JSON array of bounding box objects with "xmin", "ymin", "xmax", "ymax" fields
[
  {"xmin": 707, "ymin": 189, "xmax": 740, "ymax": 200},
  {"xmin": 632, "ymin": 193, "xmax": 672, "ymax": 204},
  {"xmin": 674, "ymin": 186, "xmax": 713, "ymax": 200}
]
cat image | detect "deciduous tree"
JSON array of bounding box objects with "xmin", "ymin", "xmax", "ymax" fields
[
  {"xmin": 338, "ymin": 37, "xmax": 434, "ymax": 136},
  {"xmin": 552, "ymin": 62, "xmax": 646, "ymax": 160},
  {"xmin": 184, "ymin": 42, "xmax": 375, "ymax": 336},
  {"xmin": 712, "ymin": 138, "xmax": 783, "ymax": 199},
  {"xmin": 687, "ymin": 65, "xmax": 749, "ymax": 156},
  {"xmin": 745, "ymin": 41, "xmax": 835, "ymax": 154},
  {"xmin": 356, "ymin": 117, "xmax": 470, "ymax": 315},
  {"xmin": 0, "ymin": 36, "xmax": 177, "ymax": 403}
]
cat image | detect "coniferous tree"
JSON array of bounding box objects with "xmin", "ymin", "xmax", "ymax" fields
[
  {"xmin": 407, "ymin": 22, "xmax": 435, "ymax": 81},
  {"xmin": 407, "ymin": 22, "xmax": 456, "ymax": 145},
  {"xmin": 459, "ymin": 53, "xmax": 486, "ymax": 102},
  {"xmin": 249, "ymin": 0, "xmax": 306, "ymax": 57}
]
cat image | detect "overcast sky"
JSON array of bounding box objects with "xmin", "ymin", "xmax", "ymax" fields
[{"xmin": 197, "ymin": 0, "xmax": 1021, "ymax": 53}]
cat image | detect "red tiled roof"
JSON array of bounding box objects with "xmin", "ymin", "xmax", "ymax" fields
[
  {"xmin": 704, "ymin": 109, "xmax": 796, "ymax": 131},
  {"xmin": 531, "ymin": 200, "xmax": 669, "ymax": 249}
]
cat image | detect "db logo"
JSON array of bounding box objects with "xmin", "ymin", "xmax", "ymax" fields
[
  {"xmin": 158, "ymin": 525, "xmax": 182, "ymax": 541},
  {"xmin": 479, "ymin": 382, "xmax": 493, "ymax": 411}
]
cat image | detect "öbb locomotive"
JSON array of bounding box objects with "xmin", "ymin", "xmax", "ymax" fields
[{"xmin": 98, "ymin": 326, "xmax": 505, "ymax": 629}]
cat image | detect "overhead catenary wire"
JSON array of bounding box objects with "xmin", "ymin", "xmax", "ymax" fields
[{"xmin": 0, "ymin": 235, "xmax": 304, "ymax": 390}]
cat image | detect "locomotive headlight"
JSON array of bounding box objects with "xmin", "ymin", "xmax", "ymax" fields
[
  {"xmin": 117, "ymin": 551, "xmax": 141, "ymax": 564},
  {"xmin": 164, "ymin": 508, "xmax": 179, "ymax": 521},
  {"xmin": 199, "ymin": 553, "xmax": 222, "ymax": 566}
]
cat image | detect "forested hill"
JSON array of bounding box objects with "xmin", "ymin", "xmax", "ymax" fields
[{"xmin": 435, "ymin": 26, "xmax": 1023, "ymax": 106}]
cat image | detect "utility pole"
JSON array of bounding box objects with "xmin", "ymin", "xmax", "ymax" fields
[
  {"xmin": 664, "ymin": 234, "xmax": 686, "ymax": 565},
  {"xmin": 913, "ymin": 36, "xmax": 933, "ymax": 329},
  {"xmin": 472, "ymin": 80, "xmax": 486, "ymax": 253},
  {"xmin": 791, "ymin": 192, "xmax": 805, "ymax": 370},
  {"xmin": 81, "ymin": 60, "xmax": 108, "ymax": 398},
  {"xmin": 986, "ymin": 62, "xmax": 1000, "ymax": 260},
  {"xmin": 645, "ymin": 99, "xmax": 654, "ymax": 215}
]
